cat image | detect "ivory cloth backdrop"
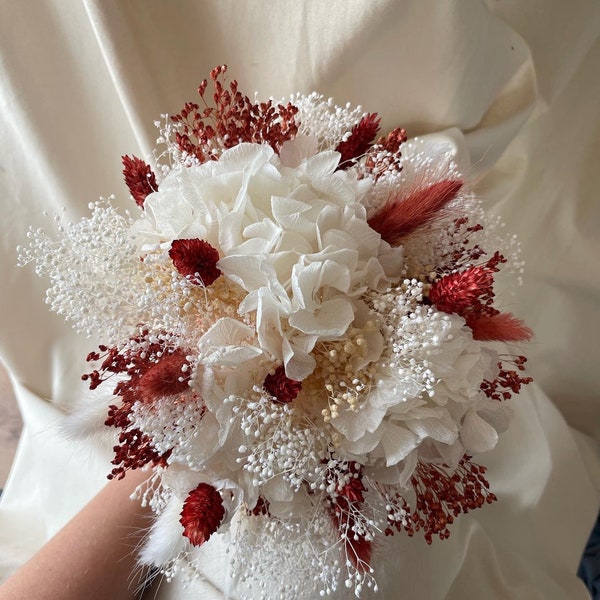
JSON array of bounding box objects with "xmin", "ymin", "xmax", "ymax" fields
[{"xmin": 1, "ymin": 1, "xmax": 600, "ymax": 598}]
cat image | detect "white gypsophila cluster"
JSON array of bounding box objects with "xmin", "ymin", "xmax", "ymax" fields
[
  {"xmin": 290, "ymin": 92, "xmax": 368, "ymax": 151},
  {"xmin": 17, "ymin": 201, "xmax": 146, "ymax": 342},
  {"xmin": 228, "ymin": 471, "xmax": 419, "ymax": 599},
  {"xmin": 154, "ymin": 113, "xmax": 201, "ymax": 174},
  {"xmin": 229, "ymin": 510, "xmax": 377, "ymax": 599},
  {"xmin": 129, "ymin": 395, "xmax": 219, "ymax": 469},
  {"xmin": 232, "ymin": 389, "xmax": 329, "ymax": 493}
]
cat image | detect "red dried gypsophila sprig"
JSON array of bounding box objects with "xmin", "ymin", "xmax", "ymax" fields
[
  {"xmin": 368, "ymin": 179, "xmax": 463, "ymax": 246},
  {"xmin": 180, "ymin": 482, "xmax": 225, "ymax": 546},
  {"xmin": 83, "ymin": 338, "xmax": 190, "ymax": 479},
  {"xmin": 335, "ymin": 113, "xmax": 381, "ymax": 166},
  {"xmin": 481, "ymin": 355, "xmax": 533, "ymax": 401},
  {"xmin": 362, "ymin": 127, "xmax": 407, "ymax": 181},
  {"xmin": 327, "ymin": 462, "xmax": 373, "ymax": 571},
  {"xmin": 439, "ymin": 218, "xmax": 487, "ymax": 269},
  {"xmin": 386, "ymin": 457, "xmax": 496, "ymax": 545},
  {"xmin": 169, "ymin": 238, "xmax": 222, "ymax": 286},
  {"xmin": 108, "ymin": 428, "xmax": 170, "ymax": 481},
  {"xmin": 171, "ymin": 65, "xmax": 298, "ymax": 163},
  {"xmin": 122, "ymin": 155, "xmax": 158, "ymax": 208},
  {"xmin": 263, "ymin": 365, "xmax": 302, "ymax": 403}
]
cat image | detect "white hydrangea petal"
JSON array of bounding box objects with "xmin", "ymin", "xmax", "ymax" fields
[
  {"xmin": 477, "ymin": 400, "xmax": 513, "ymax": 434},
  {"xmin": 460, "ymin": 409, "xmax": 499, "ymax": 454},
  {"xmin": 341, "ymin": 426, "xmax": 383, "ymax": 455},
  {"xmin": 271, "ymin": 196, "xmax": 313, "ymax": 230},
  {"xmin": 311, "ymin": 173, "xmax": 355, "ymax": 205},
  {"xmin": 268, "ymin": 488, "xmax": 312, "ymax": 520},
  {"xmin": 333, "ymin": 401, "xmax": 386, "ymax": 442},
  {"xmin": 371, "ymin": 383, "xmax": 425, "ymax": 412},
  {"xmin": 137, "ymin": 184, "xmax": 206, "ymax": 243},
  {"xmin": 218, "ymin": 142, "xmax": 275, "ymax": 171},
  {"xmin": 288, "ymin": 298, "xmax": 354, "ymax": 337},
  {"xmin": 290, "ymin": 261, "xmax": 321, "ymax": 310},
  {"xmin": 199, "ymin": 317, "xmax": 256, "ymax": 349},
  {"xmin": 184, "ymin": 411, "xmax": 222, "ymax": 462},
  {"xmin": 431, "ymin": 439, "xmax": 465, "ymax": 468},
  {"xmin": 262, "ymin": 475, "xmax": 294, "ymax": 503},
  {"xmin": 212, "ymin": 478, "xmax": 245, "ymax": 520},
  {"xmin": 218, "ymin": 203, "xmax": 247, "ymax": 252},
  {"xmin": 380, "ymin": 422, "xmax": 420, "ymax": 466},
  {"xmin": 277, "ymin": 231, "xmax": 313, "ymax": 253},
  {"xmin": 405, "ymin": 414, "xmax": 459, "ymax": 445},
  {"xmin": 282, "ymin": 335, "xmax": 317, "ymax": 381},
  {"xmin": 317, "ymin": 259, "xmax": 352, "ymax": 293},
  {"xmin": 366, "ymin": 450, "xmax": 419, "ymax": 487},
  {"xmin": 279, "ymin": 135, "xmax": 319, "ymax": 168},
  {"xmin": 203, "ymin": 345, "xmax": 263, "ymax": 367},
  {"xmin": 198, "ymin": 317, "xmax": 262, "ymax": 367},
  {"xmin": 305, "ymin": 150, "xmax": 340, "ymax": 179},
  {"xmin": 241, "ymin": 219, "xmax": 282, "ymax": 254},
  {"xmin": 219, "ymin": 255, "xmax": 268, "ymax": 290},
  {"xmin": 234, "ymin": 236, "xmax": 276, "ymax": 255}
]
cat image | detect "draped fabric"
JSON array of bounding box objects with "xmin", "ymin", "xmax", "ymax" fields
[{"xmin": 0, "ymin": 1, "xmax": 599, "ymax": 597}]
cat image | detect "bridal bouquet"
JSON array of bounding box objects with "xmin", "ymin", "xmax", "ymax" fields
[{"xmin": 19, "ymin": 66, "xmax": 532, "ymax": 597}]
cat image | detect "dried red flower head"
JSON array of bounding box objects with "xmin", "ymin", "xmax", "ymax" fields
[
  {"xmin": 137, "ymin": 349, "xmax": 191, "ymax": 403},
  {"xmin": 335, "ymin": 113, "xmax": 381, "ymax": 166},
  {"xmin": 180, "ymin": 483, "xmax": 225, "ymax": 546},
  {"xmin": 368, "ymin": 179, "xmax": 463, "ymax": 246},
  {"xmin": 430, "ymin": 266, "xmax": 532, "ymax": 342},
  {"xmin": 430, "ymin": 265, "xmax": 494, "ymax": 316},
  {"xmin": 263, "ymin": 366, "xmax": 302, "ymax": 403},
  {"xmin": 169, "ymin": 238, "xmax": 221, "ymax": 286},
  {"xmin": 122, "ymin": 155, "xmax": 158, "ymax": 208}
]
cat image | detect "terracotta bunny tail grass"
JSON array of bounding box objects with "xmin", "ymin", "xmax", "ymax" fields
[
  {"xmin": 468, "ymin": 312, "xmax": 533, "ymax": 342},
  {"xmin": 368, "ymin": 179, "xmax": 463, "ymax": 246}
]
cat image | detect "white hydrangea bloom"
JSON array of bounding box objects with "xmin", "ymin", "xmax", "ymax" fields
[
  {"xmin": 130, "ymin": 139, "xmax": 404, "ymax": 380},
  {"xmin": 332, "ymin": 282, "xmax": 506, "ymax": 479}
]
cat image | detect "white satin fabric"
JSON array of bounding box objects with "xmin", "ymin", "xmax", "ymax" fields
[{"xmin": 1, "ymin": 1, "xmax": 599, "ymax": 598}]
